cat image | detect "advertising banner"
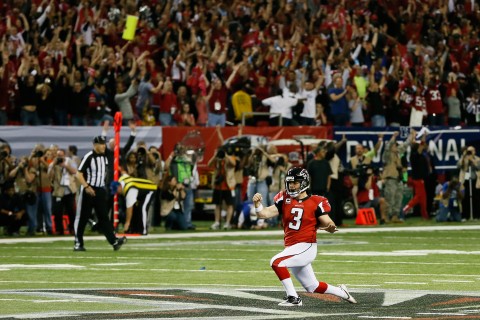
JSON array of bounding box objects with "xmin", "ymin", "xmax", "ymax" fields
[{"xmin": 334, "ymin": 127, "xmax": 480, "ymax": 171}]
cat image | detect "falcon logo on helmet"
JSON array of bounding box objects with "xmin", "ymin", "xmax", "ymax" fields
[{"xmin": 284, "ymin": 167, "xmax": 310, "ymax": 198}]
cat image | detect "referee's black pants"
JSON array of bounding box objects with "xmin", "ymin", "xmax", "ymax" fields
[{"xmin": 74, "ymin": 187, "xmax": 116, "ymax": 247}]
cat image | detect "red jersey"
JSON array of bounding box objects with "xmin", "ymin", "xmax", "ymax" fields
[
  {"xmin": 398, "ymin": 88, "xmax": 414, "ymax": 117},
  {"xmin": 413, "ymin": 94, "xmax": 426, "ymax": 114},
  {"xmin": 424, "ymin": 85, "xmax": 444, "ymax": 115},
  {"xmin": 274, "ymin": 191, "xmax": 331, "ymax": 247}
]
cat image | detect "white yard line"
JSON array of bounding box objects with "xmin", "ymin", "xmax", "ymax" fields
[
  {"xmin": 384, "ymin": 282, "xmax": 428, "ymax": 285},
  {"xmin": 1, "ymin": 225, "xmax": 480, "ymax": 244},
  {"xmin": 1, "ymin": 255, "xmax": 479, "ymax": 267}
]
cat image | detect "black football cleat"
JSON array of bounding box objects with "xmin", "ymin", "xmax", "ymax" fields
[{"xmin": 113, "ymin": 236, "xmax": 127, "ymax": 251}]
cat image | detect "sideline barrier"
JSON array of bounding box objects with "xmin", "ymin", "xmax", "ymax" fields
[
  {"xmin": 161, "ymin": 126, "xmax": 331, "ymax": 166},
  {"xmin": 355, "ymin": 208, "xmax": 377, "ymax": 225}
]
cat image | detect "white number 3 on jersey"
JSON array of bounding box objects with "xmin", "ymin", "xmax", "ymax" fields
[{"xmin": 289, "ymin": 208, "xmax": 304, "ymax": 230}]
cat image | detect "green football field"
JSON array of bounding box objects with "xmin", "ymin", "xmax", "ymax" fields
[{"xmin": 1, "ymin": 219, "xmax": 480, "ymax": 319}]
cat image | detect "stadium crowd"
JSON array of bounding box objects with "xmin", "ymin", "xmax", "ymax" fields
[
  {"xmin": 1, "ymin": 0, "xmax": 480, "ymax": 235},
  {"xmin": 0, "ymin": 0, "xmax": 480, "ymax": 126}
]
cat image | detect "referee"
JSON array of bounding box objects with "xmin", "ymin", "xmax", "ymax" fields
[
  {"xmin": 74, "ymin": 136, "xmax": 126, "ymax": 251},
  {"xmin": 112, "ymin": 175, "xmax": 157, "ymax": 235}
]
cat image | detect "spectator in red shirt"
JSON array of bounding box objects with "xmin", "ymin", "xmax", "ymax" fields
[
  {"xmin": 424, "ymin": 79, "xmax": 445, "ymax": 126},
  {"xmin": 158, "ymin": 78, "xmax": 178, "ymax": 126},
  {"xmin": 174, "ymin": 103, "xmax": 195, "ymax": 126}
]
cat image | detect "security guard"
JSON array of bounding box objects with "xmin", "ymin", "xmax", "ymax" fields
[{"xmin": 112, "ymin": 175, "xmax": 157, "ymax": 235}]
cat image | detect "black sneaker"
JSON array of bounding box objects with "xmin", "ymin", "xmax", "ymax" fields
[
  {"xmin": 113, "ymin": 236, "xmax": 127, "ymax": 251},
  {"xmin": 73, "ymin": 245, "xmax": 86, "ymax": 252},
  {"xmin": 278, "ymin": 295, "xmax": 302, "ymax": 306}
]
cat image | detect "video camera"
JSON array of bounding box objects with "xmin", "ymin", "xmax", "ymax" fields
[{"xmin": 221, "ymin": 137, "xmax": 252, "ymax": 158}]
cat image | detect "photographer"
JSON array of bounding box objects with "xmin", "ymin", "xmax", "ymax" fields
[
  {"xmin": 246, "ymin": 145, "xmax": 277, "ymax": 228},
  {"xmin": 32, "ymin": 146, "xmax": 54, "ymax": 234},
  {"xmin": 356, "ymin": 164, "xmax": 388, "ymax": 224},
  {"xmin": 146, "ymin": 146, "xmax": 164, "ymax": 229},
  {"xmin": 0, "ymin": 143, "xmax": 15, "ymax": 192},
  {"xmin": 135, "ymin": 142, "xmax": 152, "ymax": 179},
  {"xmin": 457, "ymin": 146, "xmax": 480, "ymax": 220},
  {"xmin": 382, "ymin": 131, "xmax": 414, "ymax": 223},
  {"xmin": 166, "ymin": 144, "xmax": 198, "ymax": 230},
  {"xmin": 160, "ymin": 175, "xmax": 187, "ymax": 230},
  {"xmin": 208, "ymin": 146, "xmax": 236, "ymax": 230},
  {"xmin": 348, "ymin": 136, "xmax": 383, "ymax": 212},
  {"xmin": 8, "ymin": 155, "xmax": 37, "ymax": 235},
  {"xmin": 48, "ymin": 149, "xmax": 78, "ymax": 235},
  {"xmin": 0, "ymin": 182, "xmax": 26, "ymax": 236},
  {"xmin": 436, "ymin": 176, "xmax": 463, "ymax": 222}
]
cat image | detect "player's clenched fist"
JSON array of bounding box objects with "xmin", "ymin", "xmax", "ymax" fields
[{"xmin": 252, "ymin": 193, "xmax": 263, "ymax": 205}]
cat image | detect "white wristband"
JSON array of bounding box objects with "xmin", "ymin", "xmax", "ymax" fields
[{"xmin": 255, "ymin": 204, "xmax": 264, "ymax": 213}]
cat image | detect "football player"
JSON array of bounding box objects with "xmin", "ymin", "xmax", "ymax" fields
[{"xmin": 252, "ymin": 167, "xmax": 357, "ymax": 306}]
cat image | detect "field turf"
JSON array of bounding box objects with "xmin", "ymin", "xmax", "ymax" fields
[{"xmin": 0, "ymin": 218, "xmax": 480, "ymax": 319}]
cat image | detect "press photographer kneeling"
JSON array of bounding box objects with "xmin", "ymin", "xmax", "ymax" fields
[
  {"xmin": 352, "ymin": 164, "xmax": 388, "ymax": 225},
  {"xmin": 160, "ymin": 175, "xmax": 187, "ymax": 230}
]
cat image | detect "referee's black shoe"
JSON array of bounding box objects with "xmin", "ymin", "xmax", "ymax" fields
[
  {"xmin": 113, "ymin": 236, "xmax": 127, "ymax": 251},
  {"xmin": 74, "ymin": 245, "xmax": 86, "ymax": 252}
]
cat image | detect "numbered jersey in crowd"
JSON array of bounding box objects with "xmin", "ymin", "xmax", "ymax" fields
[
  {"xmin": 273, "ymin": 191, "xmax": 331, "ymax": 247},
  {"xmin": 399, "ymin": 88, "xmax": 414, "ymax": 117},
  {"xmin": 424, "ymin": 84, "xmax": 444, "ymax": 115}
]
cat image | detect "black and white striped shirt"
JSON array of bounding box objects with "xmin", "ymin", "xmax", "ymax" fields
[{"xmin": 78, "ymin": 151, "xmax": 109, "ymax": 188}]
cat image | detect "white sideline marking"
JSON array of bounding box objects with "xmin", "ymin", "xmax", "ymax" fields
[
  {"xmin": 131, "ymin": 293, "xmax": 175, "ymax": 297},
  {"xmin": 320, "ymin": 250, "xmax": 480, "ymax": 256},
  {"xmin": 432, "ymin": 280, "xmax": 475, "ymax": 283},
  {"xmin": 319, "ymin": 252, "xmax": 426, "ymax": 256},
  {"xmin": 0, "ymin": 264, "xmax": 83, "ymax": 270},
  {"xmin": 358, "ymin": 317, "xmax": 412, "ymax": 319},
  {"xmin": 90, "ymin": 263, "xmax": 140, "ymax": 266},
  {"xmin": 1, "ymin": 225, "xmax": 480, "ymax": 244},
  {"xmin": 418, "ymin": 313, "xmax": 467, "ymax": 316},
  {"xmin": 1, "ymin": 255, "xmax": 479, "ymax": 268},
  {"xmin": 384, "ymin": 282, "xmax": 427, "ymax": 285}
]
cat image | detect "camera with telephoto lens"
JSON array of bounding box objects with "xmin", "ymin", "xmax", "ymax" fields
[
  {"xmin": 216, "ymin": 148, "xmax": 226, "ymax": 159},
  {"xmin": 56, "ymin": 157, "xmax": 64, "ymax": 165},
  {"xmin": 34, "ymin": 150, "xmax": 44, "ymax": 157},
  {"xmin": 0, "ymin": 150, "xmax": 8, "ymax": 160},
  {"xmin": 466, "ymin": 150, "xmax": 473, "ymax": 156},
  {"xmin": 136, "ymin": 146, "xmax": 147, "ymax": 164}
]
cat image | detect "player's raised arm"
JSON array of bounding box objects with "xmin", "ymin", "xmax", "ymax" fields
[{"xmin": 252, "ymin": 192, "xmax": 279, "ymax": 219}]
